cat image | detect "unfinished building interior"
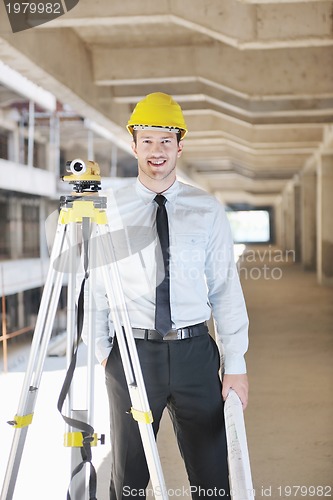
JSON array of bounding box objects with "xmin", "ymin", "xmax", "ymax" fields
[{"xmin": 0, "ymin": 1, "xmax": 332, "ymax": 499}]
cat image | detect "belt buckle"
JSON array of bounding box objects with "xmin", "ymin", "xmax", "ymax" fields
[
  {"xmin": 177, "ymin": 328, "xmax": 188, "ymax": 340},
  {"xmin": 163, "ymin": 329, "xmax": 178, "ymax": 341},
  {"xmin": 176, "ymin": 329, "xmax": 183, "ymax": 340}
]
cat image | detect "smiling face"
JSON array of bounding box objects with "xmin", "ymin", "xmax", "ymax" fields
[{"xmin": 132, "ymin": 130, "xmax": 183, "ymax": 193}]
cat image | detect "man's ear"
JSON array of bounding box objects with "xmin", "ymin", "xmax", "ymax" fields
[
  {"xmin": 177, "ymin": 140, "xmax": 184, "ymax": 157},
  {"xmin": 131, "ymin": 141, "xmax": 137, "ymax": 158}
]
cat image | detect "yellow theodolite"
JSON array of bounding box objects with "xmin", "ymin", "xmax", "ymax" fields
[{"xmin": 62, "ymin": 158, "xmax": 101, "ymax": 193}]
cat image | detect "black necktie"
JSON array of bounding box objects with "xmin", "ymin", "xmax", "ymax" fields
[{"xmin": 154, "ymin": 194, "xmax": 172, "ymax": 336}]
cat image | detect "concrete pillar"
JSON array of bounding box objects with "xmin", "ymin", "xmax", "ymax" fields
[
  {"xmin": 300, "ymin": 170, "xmax": 316, "ymax": 271},
  {"xmin": 39, "ymin": 198, "xmax": 49, "ymax": 260},
  {"xmin": 17, "ymin": 291, "xmax": 25, "ymax": 329},
  {"xmin": 12, "ymin": 126, "xmax": 20, "ymax": 163},
  {"xmin": 280, "ymin": 193, "xmax": 288, "ymax": 251},
  {"xmin": 283, "ymin": 183, "xmax": 295, "ymax": 253},
  {"xmin": 273, "ymin": 198, "xmax": 283, "ymax": 248},
  {"xmin": 27, "ymin": 100, "xmax": 35, "ymax": 168},
  {"xmin": 87, "ymin": 129, "xmax": 94, "ymax": 160},
  {"xmin": 111, "ymin": 144, "xmax": 118, "ymax": 177},
  {"xmin": 49, "ymin": 114, "xmax": 60, "ymax": 176},
  {"xmin": 294, "ymin": 181, "xmax": 302, "ymax": 263},
  {"xmin": 317, "ymin": 153, "xmax": 333, "ymax": 286},
  {"xmin": 9, "ymin": 197, "xmax": 23, "ymax": 259}
]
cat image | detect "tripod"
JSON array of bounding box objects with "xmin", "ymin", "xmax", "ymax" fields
[{"xmin": 1, "ymin": 163, "xmax": 168, "ymax": 499}]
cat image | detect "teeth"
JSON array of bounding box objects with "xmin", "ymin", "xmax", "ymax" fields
[{"xmin": 150, "ymin": 160, "xmax": 165, "ymax": 165}]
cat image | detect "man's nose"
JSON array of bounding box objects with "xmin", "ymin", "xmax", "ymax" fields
[{"xmin": 150, "ymin": 143, "xmax": 164, "ymax": 156}]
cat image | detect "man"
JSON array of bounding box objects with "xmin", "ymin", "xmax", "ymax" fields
[{"xmin": 87, "ymin": 92, "xmax": 249, "ymax": 499}]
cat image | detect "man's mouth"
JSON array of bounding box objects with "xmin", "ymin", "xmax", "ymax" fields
[{"xmin": 148, "ymin": 159, "xmax": 166, "ymax": 167}]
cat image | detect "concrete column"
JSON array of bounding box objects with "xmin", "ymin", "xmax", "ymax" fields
[
  {"xmin": 12, "ymin": 127, "xmax": 20, "ymax": 163},
  {"xmin": 87, "ymin": 129, "xmax": 94, "ymax": 160},
  {"xmin": 273, "ymin": 198, "xmax": 283, "ymax": 248},
  {"xmin": 300, "ymin": 170, "xmax": 316, "ymax": 270},
  {"xmin": 17, "ymin": 291, "xmax": 25, "ymax": 329},
  {"xmin": 49, "ymin": 114, "xmax": 60, "ymax": 176},
  {"xmin": 27, "ymin": 100, "xmax": 35, "ymax": 168},
  {"xmin": 283, "ymin": 183, "xmax": 295, "ymax": 253},
  {"xmin": 111, "ymin": 143, "xmax": 118, "ymax": 177},
  {"xmin": 294, "ymin": 181, "xmax": 302, "ymax": 263},
  {"xmin": 39, "ymin": 198, "xmax": 49, "ymax": 260},
  {"xmin": 280, "ymin": 192, "xmax": 288, "ymax": 251},
  {"xmin": 317, "ymin": 153, "xmax": 333, "ymax": 286},
  {"xmin": 9, "ymin": 197, "xmax": 23, "ymax": 259}
]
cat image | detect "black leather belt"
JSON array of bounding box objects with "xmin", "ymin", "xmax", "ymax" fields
[{"xmin": 131, "ymin": 322, "xmax": 208, "ymax": 341}]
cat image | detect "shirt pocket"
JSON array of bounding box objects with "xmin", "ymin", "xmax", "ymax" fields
[{"xmin": 171, "ymin": 233, "xmax": 207, "ymax": 280}]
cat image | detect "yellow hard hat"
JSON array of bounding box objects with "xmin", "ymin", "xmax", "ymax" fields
[{"xmin": 127, "ymin": 92, "xmax": 188, "ymax": 139}]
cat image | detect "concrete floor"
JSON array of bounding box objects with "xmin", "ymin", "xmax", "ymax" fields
[
  {"xmin": 0, "ymin": 246, "xmax": 332, "ymax": 499},
  {"xmin": 240, "ymin": 248, "xmax": 333, "ymax": 499}
]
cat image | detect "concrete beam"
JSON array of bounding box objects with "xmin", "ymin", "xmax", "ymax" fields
[
  {"xmin": 215, "ymin": 190, "xmax": 279, "ymax": 206},
  {"xmin": 112, "ymin": 88, "xmax": 333, "ymax": 124},
  {"xmin": 110, "ymin": 79, "xmax": 333, "ymax": 103},
  {"xmin": 92, "ymin": 45, "xmax": 333, "ymax": 97},
  {"xmin": 39, "ymin": 0, "xmax": 333, "ymax": 49},
  {"xmin": 0, "ymin": 61, "xmax": 56, "ymax": 111},
  {"xmin": 185, "ymin": 112, "xmax": 325, "ymax": 144},
  {"xmin": 0, "ymin": 159, "xmax": 56, "ymax": 197},
  {"xmin": 239, "ymin": 0, "xmax": 324, "ymax": 3},
  {"xmin": 193, "ymin": 172, "xmax": 287, "ymax": 191},
  {"xmin": 184, "ymin": 145, "xmax": 310, "ymax": 169},
  {"xmin": 183, "ymin": 137, "xmax": 317, "ymax": 156},
  {"xmin": 172, "ymin": 0, "xmax": 333, "ymax": 48}
]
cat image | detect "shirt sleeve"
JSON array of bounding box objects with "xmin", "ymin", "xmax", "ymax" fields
[
  {"xmin": 80, "ymin": 190, "xmax": 120, "ymax": 364},
  {"xmin": 81, "ymin": 266, "xmax": 113, "ymax": 364},
  {"xmin": 205, "ymin": 201, "xmax": 249, "ymax": 374}
]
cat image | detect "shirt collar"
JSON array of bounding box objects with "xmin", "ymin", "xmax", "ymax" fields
[{"xmin": 135, "ymin": 178, "xmax": 180, "ymax": 205}]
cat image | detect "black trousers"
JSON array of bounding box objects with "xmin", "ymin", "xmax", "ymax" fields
[{"xmin": 105, "ymin": 333, "xmax": 230, "ymax": 499}]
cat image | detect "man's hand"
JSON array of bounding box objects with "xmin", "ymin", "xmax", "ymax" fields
[
  {"xmin": 222, "ymin": 374, "xmax": 249, "ymax": 410},
  {"xmin": 101, "ymin": 358, "xmax": 108, "ymax": 368}
]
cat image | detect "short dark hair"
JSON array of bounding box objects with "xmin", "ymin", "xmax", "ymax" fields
[{"xmin": 132, "ymin": 129, "xmax": 182, "ymax": 145}]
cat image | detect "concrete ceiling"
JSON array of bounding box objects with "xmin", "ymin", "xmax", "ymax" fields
[{"xmin": 0, "ymin": 0, "xmax": 332, "ymax": 206}]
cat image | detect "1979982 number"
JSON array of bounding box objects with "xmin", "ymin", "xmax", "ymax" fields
[
  {"xmin": 6, "ymin": 3, "xmax": 62, "ymax": 14},
  {"xmin": 277, "ymin": 486, "xmax": 332, "ymax": 497}
]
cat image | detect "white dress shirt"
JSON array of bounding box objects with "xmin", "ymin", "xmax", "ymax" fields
[{"xmin": 83, "ymin": 178, "xmax": 249, "ymax": 374}]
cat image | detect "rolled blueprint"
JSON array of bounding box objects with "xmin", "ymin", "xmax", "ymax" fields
[{"xmin": 224, "ymin": 389, "xmax": 255, "ymax": 500}]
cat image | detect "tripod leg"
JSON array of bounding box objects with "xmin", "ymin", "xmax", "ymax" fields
[
  {"xmin": 64, "ymin": 221, "xmax": 87, "ymax": 499},
  {"xmin": 66, "ymin": 218, "xmax": 98, "ymax": 500},
  {"xmin": 1, "ymin": 223, "xmax": 69, "ymax": 500},
  {"xmin": 96, "ymin": 224, "xmax": 169, "ymax": 499},
  {"xmin": 85, "ymin": 219, "xmax": 97, "ymax": 430},
  {"xmin": 65, "ymin": 222, "xmax": 77, "ymax": 412}
]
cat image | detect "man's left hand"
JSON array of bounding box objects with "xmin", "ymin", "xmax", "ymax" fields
[{"xmin": 222, "ymin": 374, "xmax": 249, "ymax": 410}]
